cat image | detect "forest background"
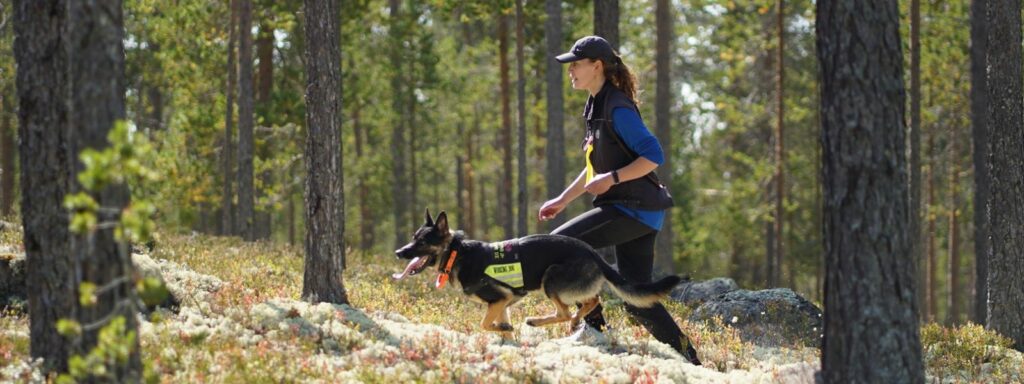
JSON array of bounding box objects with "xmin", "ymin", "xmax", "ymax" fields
[{"xmin": 0, "ymin": 0, "xmax": 984, "ymax": 327}]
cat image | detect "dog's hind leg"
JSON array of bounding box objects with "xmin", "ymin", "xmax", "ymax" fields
[
  {"xmin": 525, "ymin": 296, "xmax": 572, "ymax": 327},
  {"xmin": 481, "ymin": 299, "xmax": 515, "ymax": 333},
  {"xmin": 569, "ymin": 296, "xmax": 600, "ymax": 333}
]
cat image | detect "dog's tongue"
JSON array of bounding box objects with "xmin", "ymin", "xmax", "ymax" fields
[{"xmin": 392, "ymin": 256, "xmax": 424, "ymax": 280}]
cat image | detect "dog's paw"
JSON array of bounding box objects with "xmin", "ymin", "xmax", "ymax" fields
[{"xmin": 495, "ymin": 322, "xmax": 514, "ymax": 332}]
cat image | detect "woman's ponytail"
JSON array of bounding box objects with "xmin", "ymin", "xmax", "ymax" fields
[{"xmin": 602, "ymin": 54, "xmax": 640, "ymax": 105}]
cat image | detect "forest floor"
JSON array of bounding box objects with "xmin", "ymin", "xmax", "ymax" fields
[{"xmin": 1, "ymin": 231, "xmax": 1021, "ymax": 383}]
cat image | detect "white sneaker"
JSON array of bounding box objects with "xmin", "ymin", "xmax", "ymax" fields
[{"xmin": 563, "ymin": 324, "xmax": 609, "ymax": 347}]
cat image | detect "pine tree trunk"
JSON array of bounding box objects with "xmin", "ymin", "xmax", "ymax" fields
[
  {"xmin": 288, "ymin": 192, "xmax": 295, "ymax": 246},
  {"xmin": 67, "ymin": 0, "xmax": 142, "ymax": 379},
  {"xmin": 237, "ymin": 0, "xmax": 256, "ymax": 241},
  {"xmin": 948, "ymin": 129, "xmax": 961, "ymax": 325},
  {"xmin": 773, "ymin": 0, "xmax": 785, "ymax": 287},
  {"xmin": 389, "ymin": 0, "xmax": 409, "ymax": 248},
  {"xmin": 14, "ymin": 0, "xmax": 76, "ymax": 373},
  {"xmin": 985, "ymin": 0, "xmax": 1024, "ymax": 351},
  {"xmin": 222, "ymin": 0, "xmax": 238, "ymax": 236},
  {"xmin": 353, "ymin": 95, "xmax": 374, "ymax": 252},
  {"xmin": 593, "ymin": 0, "xmax": 619, "ymax": 49},
  {"xmin": 498, "ymin": 14, "xmax": 514, "ymax": 239},
  {"xmin": 926, "ymin": 133, "xmax": 937, "ymax": 322},
  {"xmin": 256, "ymin": 21, "xmax": 275, "ymax": 241},
  {"xmin": 302, "ymin": 0, "xmax": 347, "ymax": 304},
  {"xmin": 817, "ymin": 0, "xmax": 924, "ymax": 380},
  {"xmin": 145, "ymin": 42, "xmax": 163, "ymax": 132},
  {"xmin": 515, "ymin": 0, "xmax": 527, "ymax": 237},
  {"xmin": 0, "ymin": 93, "xmax": 14, "ymax": 218},
  {"xmin": 257, "ymin": 23, "xmax": 273, "ymax": 107},
  {"xmin": 408, "ymin": 92, "xmax": 418, "ymax": 223},
  {"xmin": 653, "ymin": 0, "xmax": 675, "ymax": 278},
  {"xmin": 456, "ymin": 124, "xmax": 466, "ymax": 231},
  {"xmin": 909, "ymin": 0, "xmax": 924, "ymax": 317},
  {"xmin": 969, "ymin": 0, "xmax": 989, "ymax": 326},
  {"xmin": 467, "ymin": 112, "xmax": 479, "ymax": 236},
  {"xmin": 544, "ymin": 0, "xmax": 566, "ymax": 232},
  {"xmin": 764, "ymin": 216, "xmax": 775, "ymax": 287}
]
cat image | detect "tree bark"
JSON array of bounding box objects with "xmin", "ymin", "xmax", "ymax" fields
[
  {"xmin": 67, "ymin": 0, "xmax": 142, "ymax": 379},
  {"xmin": 985, "ymin": 0, "xmax": 1024, "ymax": 351},
  {"xmin": 817, "ymin": 0, "xmax": 924, "ymax": 381},
  {"xmin": 593, "ymin": 0, "xmax": 619, "ymax": 49},
  {"xmin": 389, "ymin": 0, "xmax": 409, "ymax": 248},
  {"xmin": 653, "ymin": 0, "xmax": 675, "ymax": 278},
  {"xmin": 255, "ymin": 20, "xmax": 274, "ymax": 241},
  {"xmin": 968, "ymin": 0, "xmax": 989, "ymax": 326},
  {"xmin": 773, "ymin": 0, "xmax": 785, "ymax": 287},
  {"xmin": 498, "ymin": 13, "xmax": 514, "ymax": 239},
  {"xmin": 257, "ymin": 22, "xmax": 273, "ymax": 107},
  {"xmin": 14, "ymin": 0, "xmax": 76, "ymax": 373},
  {"xmin": 948, "ymin": 127, "xmax": 961, "ymax": 325},
  {"xmin": 544, "ymin": 0, "xmax": 566, "ymax": 232},
  {"xmin": 515, "ymin": 0, "xmax": 527, "ymax": 237},
  {"xmin": 352, "ymin": 91, "xmax": 374, "ymax": 252},
  {"xmin": 302, "ymin": 0, "xmax": 347, "ymax": 304},
  {"xmin": 909, "ymin": 0, "xmax": 924, "ymax": 317},
  {"xmin": 237, "ymin": 0, "xmax": 256, "ymax": 241},
  {"xmin": 926, "ymin": 133, "xmax": 936, "ymax": 322},
  {"xmin": 223, "ymin": 0, "xmax": 238, "ymax": 236},
  {"xmin": 145, "ymin": 43, "xmax": 163, "ymax": 133}
]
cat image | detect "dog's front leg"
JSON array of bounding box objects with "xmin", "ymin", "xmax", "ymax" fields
[{"xmin": 481, "ymin": 300, "xmax": 514, "ymax": 333}]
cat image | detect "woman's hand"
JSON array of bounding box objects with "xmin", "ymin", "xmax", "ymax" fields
[
  {"xmin": 584, "ymin": 173, "xmax": 615, "ymax": 196},
  {"xmin": 538, "ymin": 197, "xmax": 568, "ymax": 221}
]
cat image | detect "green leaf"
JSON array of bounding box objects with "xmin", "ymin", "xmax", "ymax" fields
[
  {"xmin": 56, "ymin": 318, "xmax": 82, "ymax": 337},
  {"xmin": 79, "ymin": 282, "xmax": 98, "ymax": 307},
  {"xmin": 136, "ymin": 277, "xmax": 170, "ymax": 307}
]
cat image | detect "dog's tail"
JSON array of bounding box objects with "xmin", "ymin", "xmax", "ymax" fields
[{"xmin": 589, "ymin": 251, "xmax": 682, "ymax": 308}]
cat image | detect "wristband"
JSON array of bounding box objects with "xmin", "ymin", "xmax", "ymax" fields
[{"xmin": 612, "ymin": 170, "xmax": 620, "ymax": 184}]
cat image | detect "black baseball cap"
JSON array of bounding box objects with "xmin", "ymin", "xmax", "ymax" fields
[{"xmin": 555, "ymin": 35, "xmax": 615, "ymax": 63}]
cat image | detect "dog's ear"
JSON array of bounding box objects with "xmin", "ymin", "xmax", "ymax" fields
[
  {"xmin": 435, "ymin": 211, "xmax": 449, "ymax": 233},
  {"xmin": 424, "ymin": 208, "xmax": 434, "ymax": 226}
]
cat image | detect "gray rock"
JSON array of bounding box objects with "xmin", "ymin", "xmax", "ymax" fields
[
  {"xmin": 688, "ymin": 288, "xmax": 823, "ymax": 348},
  {"xmin": 0, "ymin": 252, "xmax": 26, "ymax": 307},
  {"xmin": 670, "ymin": 277, "xmax": 739, "ymax": 305},
  {"xmin": 0, "ymin": 251, "xmax": 224, "ymax": 314}
]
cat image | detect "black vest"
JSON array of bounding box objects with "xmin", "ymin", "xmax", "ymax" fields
[{"xmin": 583, "ymin": 82, "xmax": 674, "ymax": 210}]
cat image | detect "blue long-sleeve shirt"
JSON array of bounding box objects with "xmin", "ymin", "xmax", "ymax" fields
[{"xmin": 610, "ymin": 107, "xmax": 666, "ymax": 230}]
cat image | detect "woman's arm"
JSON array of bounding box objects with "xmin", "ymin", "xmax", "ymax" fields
[
  {"xmin": 539, "ymin": 167, "xmax": 588, "ymax": 221},
  {"xmin": 583, "ymin": 157, "xmax": 658, "ymax": 196},
  {"xmin": 560, "ymin": 167, "xmax": 589, "ymax": 202}
]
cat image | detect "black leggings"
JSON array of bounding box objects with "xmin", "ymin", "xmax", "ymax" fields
[{"xmin": 552, "ymin": 206, "xmax": 694, "ymax": 355}]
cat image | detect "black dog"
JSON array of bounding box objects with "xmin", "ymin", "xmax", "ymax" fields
[{"xmin": 394, "ymin": 210, "xmax": 682, "ymax": 334}]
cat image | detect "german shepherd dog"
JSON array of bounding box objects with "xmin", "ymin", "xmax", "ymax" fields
[{"xmin": 393, "ymin": 210, "xmax": 682, "ymax": 335}]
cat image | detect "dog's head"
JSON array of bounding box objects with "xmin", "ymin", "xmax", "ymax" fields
[{"xmin": 392, "ymin": 209, "xmax": 453, "ymax": 280}]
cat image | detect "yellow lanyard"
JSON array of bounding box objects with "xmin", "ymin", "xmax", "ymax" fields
[{"xmin": 585, "ymin": 142, "xmax": 595, "ymax": 183}]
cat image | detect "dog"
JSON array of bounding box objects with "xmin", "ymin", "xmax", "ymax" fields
[{"xmin": 393, "ymin": 209, "xmax": 682, "ymax": 335}]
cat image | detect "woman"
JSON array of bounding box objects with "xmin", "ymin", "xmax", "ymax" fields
[{"xmin": 539, "ymin": 35, "xmax": 700, "ymax": 365}]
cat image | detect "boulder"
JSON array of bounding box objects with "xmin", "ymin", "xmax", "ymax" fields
[
  {"xmin": 670, "ymin": 277, "xmax": 739, "ymax": 305},
  {"xmin": 1, "ymin": 251, "xmax": 222, "ymax": 314},
  {"xmin": 688, "ymin": 288, "xmax": 823, "ymax": 348},
  {"xmin": 0, "ymin": 251, "xmax": 26, "ymax": 309}
]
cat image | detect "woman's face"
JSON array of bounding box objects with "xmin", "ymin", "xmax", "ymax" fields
[{"xmin": 567, "ymin": 59, "xmax": 603, "ymax": 92}]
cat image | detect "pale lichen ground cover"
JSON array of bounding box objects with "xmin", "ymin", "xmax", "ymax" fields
[{"xmin": 1, "ymin": 232, "xmax": 1021, "ymax": 383}]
